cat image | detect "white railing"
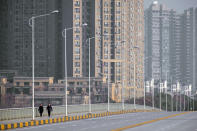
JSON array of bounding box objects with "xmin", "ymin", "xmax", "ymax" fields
[{"xmin": 0, "ymin": 103, "xmax": 154, "ymax": 121}]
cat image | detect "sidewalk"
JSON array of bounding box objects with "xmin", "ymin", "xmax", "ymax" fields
[
  {"xmin": 0, "ymin": 111, "xmax": 105, "ymax": 125},
  {"xmin": 0, "ymin": 109, "xmax": 159, "ymax": 130}
]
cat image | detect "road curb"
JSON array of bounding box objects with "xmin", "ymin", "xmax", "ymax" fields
[{"xmin": 0, "ymin": 109, "xmax": 157, "ymax": 130}]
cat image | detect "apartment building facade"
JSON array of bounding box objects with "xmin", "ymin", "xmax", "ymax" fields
[
  {"xmin": 145, "ymin": 2, "xmax": 172, "ymax": 82},
  {"xmin": 145, "ymin": 2, "xmax": 197, "ymax": 92},
  {"xmin": 0, "ymin": 0, "xmax": 144, "ymax": 102},
  {"xmin": 0, "ymin": 0, "xmax": 62, "ymax": 79}
]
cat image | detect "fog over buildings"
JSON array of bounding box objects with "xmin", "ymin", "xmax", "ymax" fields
[
  {"xmin": 144, "ymin": 0, "xmax": 197, "ymax": 12},
  {"xmin": 144, "ymin": 1, "xmax": 197, "ymax": 92}
]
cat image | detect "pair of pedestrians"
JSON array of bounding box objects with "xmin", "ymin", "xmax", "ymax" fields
[{"xmin": 38, "ymin": 104, "xmax": 53, "ymax": 117}]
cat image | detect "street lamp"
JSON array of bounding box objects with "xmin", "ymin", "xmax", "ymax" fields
[
  {"xmin": 184, "ymin": 87, "xmax": 186, "ymax": 111},
  {"xmin": 29, "ymin": 10, "xmax": 59, "ymax": 120},
  {"xmin": 62, "ymin": 23, "xmax": 87, "ymax": 116},
  {"xmin": 193, "ymin": 95, "xmax": 194, "ymax": 112},
  {"xmin": 133, "ymin": 46, "xmax": 139, "ymax": 109},
  {"xmin": 160, "ymin": 82, "xmax": 162, "ymax": 111},
  {"xmin": 151, "ymin": 79, "xmax": 155, "ymax": 110},
  {"xmin": 121, "ymin": 41, "xmax": 126, "ymax": 110},
  {"xmin": 170, "ymin": 77, "xmax": 173, "ymax": 112},
  {"xmin": 86, "ymin": 34, "xmax": 112, "ymax": 113},
  {"xmin": 144, "ymin": 56, "xmax": 154, "ymax": 110}
]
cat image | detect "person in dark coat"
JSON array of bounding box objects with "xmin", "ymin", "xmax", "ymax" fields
[
  {"xmin": 38, "ymin": 104, "xmax": 44, "ymax": 117},
  {"xmin": 46, "ymin": 104, "xmax": 53, "ymax": 117}
]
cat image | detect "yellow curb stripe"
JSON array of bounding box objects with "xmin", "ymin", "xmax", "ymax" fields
[
  {"xmin": 40, "ymin": 120, "xmax": 44, "ymax": 125},
  {"xmin": 58, "ymin": 117, "xmax": 61, "ymax": 122},
  {"xmin": 50, "ymin": 118, "xmax": 53, "ymax": 123},
  {"xmin": 111, "ymin": 112, "xmax": 190, "ymax": 131},
  {"xmin": 35, "ymin": 120, "xmax": 39, "ymax": 126},
  {"xmin": 30, "ymin": 121, "xmax": 34, "ymax": 126},
  {"xmin": 20, "ymin": 122, "xmax": 23, "ymax": 128},
  {"xmin": 45, "ymin": 119, "xmax": 48, "ymax": 124},
  {"xmin": 14, "ymin": 123, "xmax": 17, "ymax": 128},
  {"xmin": 25, "ymin": 122, "xmax": 28, "ymax": 127},
  {"xmin": 69, "ymin": 116, "xmax": 72, "ymax": 121},
  {"xmin": 1, "ymin": 124, "xmax": 5, "ymax": 130},
  {"xmin": 7, "ymin": 124, "xmax": 11, "ymax": 129},
  {"xmin": 62, "ymin": 117, "xmax": 65, "ymax": 122},
  {"xmin": 54, "ymin": 118, "xmax": 57, "ymax": 123}
]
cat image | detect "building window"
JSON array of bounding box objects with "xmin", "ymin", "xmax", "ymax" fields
[
  {"xmin": 75, "ymin": 8, "xmax": 80, "ymax": 13},
  {"xmin": 75, "ymin": 22, "xmax": 80, "ymax": 27},
  {"xmin": 104, "ymin": 15, "xmax": 108, "ymax": 20},
  {"xmin": 43, "ymin": 82, "xmax": 48, "ymax": 86},
  {"xmin": 104, "ymin": 42, "xmax": 108, "ymax": 46},
  {"xmin": 75, "ymin": 48, "xmax": 80, "ymax": 54},
  {"xmin": 104, "ymin": 35, "xmax": 109, "ymax": 40},
  {"xmin": 75, "ymin": 28, "xmax": 80, "ymax": 33},
  {"xmin": 104, "ymin": 22, "xmax": 109, "ymax": 27},
  {"xmin": 75, "ymin": 35, "xmax": 80, "ymax": 40},
  {"xmin": 117, "ymin": 76, "xmax": 121, "ymax": 81},
  {"xmin": 75, "ymin": 41, "xmax": 80, "ymax": 47},
  {"xmin": 116, "ymin": 2, "xmax": 121, "ymax": 7},
  {"xmin": 104, "ymin": 62, "xmax": 108, "ymax": 66},
  {"xmin": 104, "ymin": 8, "xmax": 109, "ymax": 13},
  {"xmin": 75, "ymin": 14, "xmax": 80, "ymax": 20},
  {"xmin": 104, "ymin": 68, "xmax": 108, "ymax": 73},
  {"xmin": 75, "ymin": 55, "xmax": 80, "ymax": 60},
  {"xmin": 16, "ymin": 82, "xmax": 20, "ymax": 86},
  {"xmin": 75, "ymin": 68, "xmax": 80, "ymax": 74},
  {"xmin": 35, "ymin": 82, "xmax": 39, "ymax": 86},
  {"xmin": 117, "ymin": 62, "xmax": 121, "ymax": 67},
  {"xmin": 104, "ymin": 48, "xmax": 108, "ymax": 54},
  {"xmin": 75, "ymin": 62, "xmax": 80, "ymax": 67},
  {"xmin": 75, "ymin": 1, "xmax": 80, "ymax": 6},
  {"xmin": 24, "ymin": 82, "xmax": 29, "ymax": 86}
]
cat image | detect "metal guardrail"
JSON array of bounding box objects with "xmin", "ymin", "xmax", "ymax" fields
[{"xmin": 0, "ymin": 103, "xmax": 154, "ymax": 121}]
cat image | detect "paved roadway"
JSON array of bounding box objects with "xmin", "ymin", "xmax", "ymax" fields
[{"xmin": 12, "ymin": 112, "xmax": 197, "ymax": 131}]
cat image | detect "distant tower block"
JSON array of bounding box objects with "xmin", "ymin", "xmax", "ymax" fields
[{"xmin": 153, "ymin": 1, "xmax": 158, "ymax": 5}]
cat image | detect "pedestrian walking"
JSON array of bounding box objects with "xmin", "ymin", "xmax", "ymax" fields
[
  {"xmin": 38, "ymin": 104, "xmax": 44, "ymax": 117},
  {"xmin": 47, "ymin": 104, "xmax": 53, "ymax": 117}
]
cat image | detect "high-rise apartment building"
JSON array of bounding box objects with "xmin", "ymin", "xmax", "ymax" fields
[
  {"xmin": 0, "ymin": 0, "xmax": 62, "ymax": 79},
  {"xmin": 145, "ymin": 2, "xmax": 197, "ymax": 91},
  {"xmin": 179, "ymin": 8, "xmax": 197, "ymax": 91},
  {"xmin": 169, "ymin": 10, "xmax": 182, "ymax": 82},
  {"xmin": 145, "ymin": 2, "xmax": 171, "ymax": 82},
  {"xmin": 96, "ymin": 0, "xmax": 144, "ymax": 100},
  {"xmin": 0, "ymin": 0, "xmax": 144, "ymax": 100},
  {"xmin": 64, "ymin": 0, "xmax": 144, "ymax": 101}
]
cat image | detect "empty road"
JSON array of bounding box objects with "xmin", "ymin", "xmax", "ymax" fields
[{"xmin": 12, "ymin": 111, "xmax": 196, "ymax": 131}]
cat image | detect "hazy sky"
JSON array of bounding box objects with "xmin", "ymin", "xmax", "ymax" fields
[{"xmin": 144, "ymin": 0, "xmax": 197, "ymax": 13}]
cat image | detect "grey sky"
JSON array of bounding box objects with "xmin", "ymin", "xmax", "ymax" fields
[{"xmin": 144, "ymin": 0, "xmax": 197, "ymax": 13}]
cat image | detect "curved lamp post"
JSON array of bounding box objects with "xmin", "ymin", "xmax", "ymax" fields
[
  {"xmin": 62, "ymin": 23, "xmax": 87, "ymax": 116},
  {"xmin": 29, "ymin": 10, "xmax": 59, "ymax": 120}
]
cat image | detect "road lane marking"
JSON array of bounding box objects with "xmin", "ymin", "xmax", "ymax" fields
[{"xmin": 111, "ymin": 112, "xmax": 190, "ymax": 131}]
